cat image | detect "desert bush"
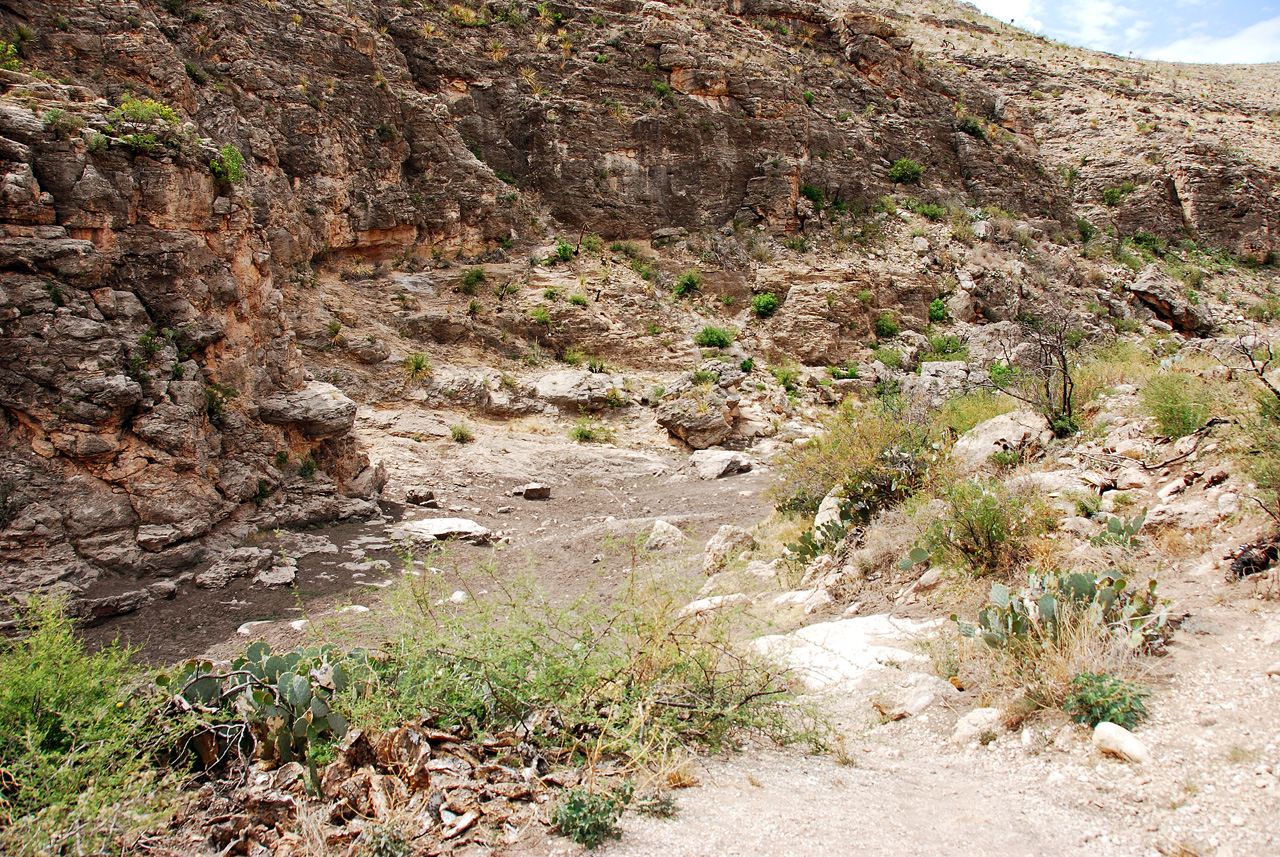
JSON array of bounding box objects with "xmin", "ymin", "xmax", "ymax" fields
[
  {"xmin": 924, "ymin": 479, "xmax": 1051, "ymax": 576},
  {"xmin": 569, "ymin": 417, "xmax": 614, "ymax": 443},
  {"xmin": 769, "ymin": 399, "xmax": 937, "ymax": 517},
  {"xmin": 751, "ymin": 292, "xmax": 780, "ymax": 317},
  {"xmin": 1063, "ymin": 672, "xmax": 1148, "ymax": 729},
  {"xmin": 873, "ymin": 313, "xmax": 900, "ymax": 338},
  {"xmin": 109, "ymin": 94, "xmax": 179, "ymax": 126},
  {"xmin": 1101, "ymin": 181, "xmax": 1136, "ymax": 206},
  {"xmin": 554, "ymin": 784, "xmax": 633, "ymax": 849},
  {"xmin": 888, "ymin": 158, "xmax": 924, "ymax": 184},
  {"xmin": 925, "ymin": 334, "xmax": 966, "ymax": 359},
  {"xmin": 366, "ymin": 563, "xmax": 808, "ymax": 763},
  {"xmin": 570, "ymin": 293, "xmax": 589, "ymax": 307},
  {"xmin": 674, "ymin": 269, "xmax": 702, "ymax": 298},
  {"xmin": 41, "ymin": 107, "xmax": 85, "ymax": 140},
  {"xmin": 694, "ymin": 325, "xmax": 734, "ymax": 348},
  {"xmin": 905, "ymin": 197, "xmax": 945, "ymax": 221},
  {"xmin": 0, "ymin": 599, "xmax": 178, "ymax": 854},
  {"xmin": 209, "ymin": 144, "xmax": 245, "ymax": 189},
  {"xmin": 929, "ymin": 297, "xmax": 949, "ymax": 323},
  {"xmin": 450, "ymin": 424, "xmax": 474, "ymax": 443},
  {"xmin": 982, "ymin": 314, "xmax": 1082, "ymax": 436},
  {"xmin": 1140, "ymin": 373, "xmax": 1212, "ymax": 437},
  {"xmin": 459, "ymin": 267, "xmax": 485, "ymax": 294},
  {"xmin": 827, "ymin": 361, "xmax": 858, "ymax": 380},
  {"xmin": 770, "ymin": 365, "xmax": 800, "ymax": 393}
]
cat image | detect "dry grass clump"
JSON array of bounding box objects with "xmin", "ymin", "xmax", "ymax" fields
[{"xmin": 768, "ymin": 398, "xmax": 941, "ymax": 515}]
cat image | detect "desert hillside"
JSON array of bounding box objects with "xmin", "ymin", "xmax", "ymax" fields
[{"xmin": 0, "ymin": 1, "xmax": 1278, "ymax": 855}]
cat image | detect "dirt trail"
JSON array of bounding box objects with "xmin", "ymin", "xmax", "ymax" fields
[{"xmin": 601, "ymin": 578, "xmax": 1280, "ymax": 857}]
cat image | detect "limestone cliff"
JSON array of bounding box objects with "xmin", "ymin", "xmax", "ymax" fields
[{"xmin": 0, "ymin": 0, "xmax": 1276, "ymax": 601}]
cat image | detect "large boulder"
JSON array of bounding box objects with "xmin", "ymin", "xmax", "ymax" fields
[
  {"xmin": 197, "ymin": 547, "xmax": 274, "ymax": 589},
  {"xmin": 900, "ymin": 361, "xmax": 974, "ymax": 409},
  {"xmin": 689, "ymin": 450, "xmax": 752, "ymax": 480},
  {"xmin": 656, "ymin": 388, "xmax": 739, "ymax": 449},
  {"xmin": 1125, "ymin": 265, "xmax": 1213, "ymax": 335},
  {"xmin": 258, "ymin": 381, "xmax": 358, "ymax": 439},
  {"xmin": 951, "ymin": 411, "xmax": 1054, "ymax": 472},
  {"xmin": 532, "ymin": 370, "xmax": 628, "ymax": 410}
]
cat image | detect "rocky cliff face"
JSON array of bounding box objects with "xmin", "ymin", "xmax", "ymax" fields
[{"xmin": 0, "ymin": 0, "xmax": 1277, "ymax": 603}]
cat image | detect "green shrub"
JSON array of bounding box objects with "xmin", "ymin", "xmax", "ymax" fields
[
  {"xmin": 450, "ymin": 424, "xmax": 474, "ymax": 443},
  {"xmin": 553, "ymin": 238, "xmax": 574, "ymax": 262},
  {"xmin": 694, "ymin": 325, "xmax": 734, "ymax": 348},
  {"xmin": 1101, "ymin": 181, "xmax": 1136, "ymax": 206},
  {"xmin": 0, "ymin": 599, "xmax": 176, "ymax": 854},
  {"xmin": 827, "ymin": 361, "xmax": 858, "ymax": 380},
  {"xmin": 41, "ymin": 108, "xmax": 85, "ymax": 140},
  {"xmin": 587, "ymin": 356, "xmax": 608, "ymax": 374},
  {"xmin": 1140, "ymin": 373, "xmax": 1211, "ymax": 437},
  {"xmin": 460, "ymin": 267, "xmax": 486, "ymax": 294},
  {"xmin": 770, "ymin": 365, "xmax": 800, "ymax": 393},
  {"xmin": 925, "ymin": 480, "xmax": 1049, "ymax": 576},
  {"xmin": 929, "ymin": 298, "xmax": 948, "ymax": 322},
  {"xmin": 652, "ymin": 80, "xmax": 673, "ymax": 98},
  {"xmin": 209, "ymin": 144, "xmax": 246, "ymax": 189},
  {"xmin": 856, "ymin": 289, "xmax": 874, "ymax": 304},
  {"xmin": 0, "ymin": 41, "xmax": 19, "ymax": 71},
  {"xmin": 800, "ymin": 183, "xmax": 824, "ymax": 210},
  {"xmin": 871, "ymin": 347, "xmax": 901, "ymax": 369},
  {"xmin": 1077, "ymin": 218, "xmax": 1097, "ymax": 242},
  {"xmin": 956, "ymin": 115, "xmax": 985, "ymax": 139},
  {"xmin": 888, "ymin": 158, "xmax": 924, "ymax": 184},
  {"xmin": 674, "ymin": 269, "xmax": 702, "ymax": 298},
  {"xmin": 783, "ymin": 235, "xmax": 809, "ymax": 252},
  {"xmin": 1063, "ymin": 673, "xmax": 1148, "ymax": 729},
  {"xmin": 298, "ymin": 452, "xmax": 318, "ymax": 478},
  {"xmin": 554, "ymin": 784, "xmax": 633, "ymax": 849},
  {"xmin": 569, "ymin": 417, "xmax": 614, "ymax": 443},
  {"xmin": 529, "ymin": 306, "xmax": 551, "ymax": 325},
  {"xmin": 570, "ymin": 293, "xmax": 589, "ymax": 307},
  {"xmin": 751, "ymin": 292, "xmax": 780, "ymax": 317},
  {"xmin": 560, "ymin": 347, "xmax": 584, "ymax": 366},
  {"xmin": 926, "ymin": 334, "xmax": 966, "ymax": 358},
  {"xmin": 110, "ymin": 94, "xmax": 179, "ymax": 126},
  {"xmin": 906, "ymin": 197, "xmax": 946, "ymax": 220},
  {"xmin": 873, "ymin": 312, "xmax": 900, "ymax": 338},
  {"xmin": 582, "ymin": 234, "xmax": 604, "ymax": 253}
]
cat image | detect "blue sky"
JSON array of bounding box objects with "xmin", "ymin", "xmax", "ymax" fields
[{"xmin": 965, "ymin": 0, "xmax": 1280, "ymax": 63}]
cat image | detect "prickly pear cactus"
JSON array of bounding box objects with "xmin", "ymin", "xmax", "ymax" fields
[{"xmin": 155, "ymin": 641, "xmax": 373, "ymax": 769}]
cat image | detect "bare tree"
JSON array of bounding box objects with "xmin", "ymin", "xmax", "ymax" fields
[{"xmin": 979, "ymin": 312, "xmax": 1082, "ymax": 436}]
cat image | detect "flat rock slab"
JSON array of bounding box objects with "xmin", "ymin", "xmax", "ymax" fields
[
  {"xmin": 690, "ymin": 450, "xmax": 753, "ymax": 480},
  {"xmin": 392, "ymin": 518, "xmax": 492, "ymax": 544},
  {"xmin": 753, "ymin": 615, "xmax": 937, "ymax": 692}
]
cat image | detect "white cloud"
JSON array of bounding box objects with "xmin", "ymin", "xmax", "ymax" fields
[
  {"xmin": 965, "ymin": 0, "xmax": 1038, "ymax": 24},
  {"xmin": 965, "ymin": 0, "xmax": 1044, "ymax": 31},
  {"xmin": 1145, "ymin": 14, "xmax": 1280, "ymax": 62},
  {"xmin": 1056, "ymin": 0, "xmax": 1145, "ymax": 53}
]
